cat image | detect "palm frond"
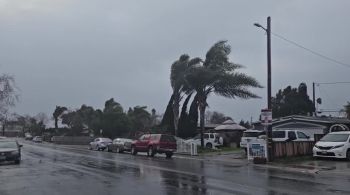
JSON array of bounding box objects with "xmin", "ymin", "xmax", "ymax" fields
[
  {"xmin": 170, "ymin": 54, "xmax": 190, "ymax": 89},
  {"xmin": 204, "ymin": 40, "xmax": 230, "ymax": 69},
  {"xmin": 212, "ymin": 72, "xmax": 262, "ymax": 99}
]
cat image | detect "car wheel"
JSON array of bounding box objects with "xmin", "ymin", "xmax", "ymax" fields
[
  {"xmin": 346, "ymin": 150, "xmax": 350, "ymax": 161},
  {"xmin": 131, "ymin": 146, "xmax": 137, "ymax": 155},
  {"xmin": 165, "ymin": 152, "xmax": 173, "ymax": 158},
  {"xmin": 96, "ymin": 145, "xmax": 100, "ymax": 151},
  {"xmin": 14, "ymin": 160, "xmax": 20, "ymax": 164},
  {"xmin": 147, "ymin": 146, "xmax": 155, "ymax": 157},
  {"xmin": 206, "ymin": 143, "xmax": 213, "ymax": 149}
]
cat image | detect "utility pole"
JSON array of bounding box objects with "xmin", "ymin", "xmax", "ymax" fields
[
  {"xmin": 254, "ymin": 16, "xmax": 273, "ymax": 161},
  {"xmin": 313, "ymin": 82, "xmax": 316, "ymax": 116},
  {"xmin": 266, "ymin": 16, "xmax": 273, "ymax": 162},
  {"xmin": 267, "ymin": 17, "xmax": 272, "ymax": 110}
]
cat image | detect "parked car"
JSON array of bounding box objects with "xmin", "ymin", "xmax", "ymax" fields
[
  {"xmin": 240, "ymin": 130, "xmax": 265, "ymax": 150},
  {"xmin": 89, "ymin": 138, "xmax": 112, "ymax": 151},
  {"xmin": 107, "ymin": 138, "xmax": 133, "ymax": 153},
  {"xmin": 32, "ymin": 136, "xmax": 43, "ymax": 143},
  {"xmin": 272, "ymin": 130, "xmax": 313, "ymax": 142},
  {"xmin": 131, "ymin": 134, "xmax": 177, "ymax": 158},
  {"xmin": 0, "ymin": 139, "xmax": 22, "ymax": 164},
  {"xmin": 313, "ymin": 131, "xmax": 350, "ymax": 160},
  {"xmin": 25, "ymin": 133, "xmax": 33, "ymax": 140},
  {"xmin": 187, "ymin": 133, "xmax": 223, "ymax": 149}
]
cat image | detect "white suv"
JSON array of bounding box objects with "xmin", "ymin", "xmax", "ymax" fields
[
  {"xmin": 240, "ymin": 130, "xmax": 265, "ymax": 149},
  {"xmin": 313, "ymin": 131, "xmax": 350, "ymax": 160},
  {"xmin": 272, "ymin": 130, "xmax": 313, "ymax": 142},
  {"xmin": 187, "ymin": 133, "xmax": 223, "ymax": 149}
]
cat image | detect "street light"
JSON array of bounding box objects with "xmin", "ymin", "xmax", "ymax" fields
[
  {"xmin": 255, "ymin": 16, "xmax": 273, "ymax": 161},
  {"xmin": 254, "ymin": 23, "xmax": 264, "ymax": 29}
]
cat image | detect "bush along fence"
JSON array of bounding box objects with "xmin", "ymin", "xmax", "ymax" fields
[{"xmin": 273, "ymin": 141, "xmax": 315, "ymax": 158}]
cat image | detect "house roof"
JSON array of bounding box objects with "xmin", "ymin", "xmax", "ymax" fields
[
  {"xmin": 215, "ymin": 120, "xmax": 246, "ymax": 131},
  {"xmin": 272, "ymin": 115, "xmax": 350, "ymax": 125}
]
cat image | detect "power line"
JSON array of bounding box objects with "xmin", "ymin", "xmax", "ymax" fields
[
  {"xmin": 316, "ymin": 81, "xmax": 350, "ymax": 85},
  {"xmin": 271, "ymin": 32, "xmax": 350, "ymax": 69}
]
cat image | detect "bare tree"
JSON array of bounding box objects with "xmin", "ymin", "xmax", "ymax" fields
[{"xmin": 0, "ymin": 74, "xmax": 19, "ymax": 136}]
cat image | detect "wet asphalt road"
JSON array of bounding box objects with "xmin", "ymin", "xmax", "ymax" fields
[{"xmin": 1, "ymin": 142, "xmax": 350, "ymax": 195}]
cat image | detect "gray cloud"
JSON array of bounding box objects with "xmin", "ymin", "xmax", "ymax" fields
[{"xmin": 0, "ymin": 0, "xmax": 349, "ymax": 123}]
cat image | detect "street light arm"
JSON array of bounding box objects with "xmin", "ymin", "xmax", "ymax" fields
[{"xmin": 254, "ymin": 23, "xmax": 267, "ymax": 31}]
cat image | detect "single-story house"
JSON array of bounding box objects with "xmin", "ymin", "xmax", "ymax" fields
[
  {"xmin": 0, "ymin": 121, "xmax": 24, "ymax": 137},
  {"xmin": 253, "ymin": 115, "xmax": 350, "ymax": 138}
]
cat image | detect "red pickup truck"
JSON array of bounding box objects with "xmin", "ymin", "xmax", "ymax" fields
[{"xmin": 131, "ymin": 134, "xmax": 177, "ymax": 158}]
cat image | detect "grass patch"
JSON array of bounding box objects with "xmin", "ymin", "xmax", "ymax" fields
[{"xmin": 198, "ymin": 147, "xmax": 242, "ymax": 154}]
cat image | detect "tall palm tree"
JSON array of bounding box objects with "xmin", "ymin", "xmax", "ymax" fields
[
  {"xmin": 53, "ymin": 106, "xmax": 67, "ymax": 129},
  {"xmin": 185, "ymin": 41, "xmax": 262, "ymax": 147},
  {"xmin": 170, "ymin": 54, "xmax": 195, "ymax": 136}
]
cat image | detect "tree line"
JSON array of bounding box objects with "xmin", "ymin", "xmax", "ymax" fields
[{"xmin": 52, "ymin": 98, "xmax": 159, "ymax": 138}]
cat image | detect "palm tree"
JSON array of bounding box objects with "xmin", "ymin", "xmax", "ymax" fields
[
  {"xmin": 170, "ymin": 54, "xmax": 194, "ymax": 136},
  {"xmin": 185, "ymin": 41, "xmax": 262, "ymax": 147},
  {"xmin": 53, "ymin": 106, "xmax": 67, "ymax": 129}
]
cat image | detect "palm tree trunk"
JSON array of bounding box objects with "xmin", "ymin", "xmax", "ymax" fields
[
  {"xmin": 198, "ymin": 94, "xmax": 207, "ymax": 148},
  {"xmin": 54, "ymin": 118, "xmax": 58, "ymax": 129},
  {"xmin": 2, "ymin": 120, "xmax": 6, "ymax": 136},
  {"xmin": 199, "ymin": 104, "xmax": 205, "ymax": 148},
  {"xmin": 172, "ymin": 92, "xmax": 180, "ymax": 136}
]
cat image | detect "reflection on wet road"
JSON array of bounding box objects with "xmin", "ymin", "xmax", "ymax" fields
[{"xmin": 1, "ymin": 142, "xmax": 350, "ymax": 195}]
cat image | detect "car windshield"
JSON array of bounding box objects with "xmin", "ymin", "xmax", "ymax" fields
[
  {"xmin": 243, "ymin": 132, "xmax": 262, "ymax": 137},
  {"xmin": 272, "ymin": 131, "xmax": 286, "ymax": 138},
  {"xmin": 320, "ymin": 134, "xmax": 350, "ymax": 142},
  {"xmin": 0, "ymin": 141, "xmax": 17, "ymax": 149}
]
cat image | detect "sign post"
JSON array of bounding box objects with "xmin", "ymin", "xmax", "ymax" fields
[
  {"xmin": 247, "ymin": 139, "xmax": 268, "ymax": 161},
  {"xmin": 261, "ymin": 109, "xmax": 273, "ymax": 161}
]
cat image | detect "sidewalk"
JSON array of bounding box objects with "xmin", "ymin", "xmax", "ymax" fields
[
  {"xmin": 174, "ymin": 149, "xmax": 249, "ymax": 166},
  {"xmin": 175, "ymin": 150, "xmax": 340, "ymax": 175}
]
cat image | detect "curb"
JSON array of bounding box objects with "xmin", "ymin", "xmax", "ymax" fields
[{"xmin": 252, "ymin": 163, "xmax": 320, "ymax": 174}]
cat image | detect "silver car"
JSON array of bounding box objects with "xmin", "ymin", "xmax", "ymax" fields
[
  {"xmin": 32, "ymin": 136, "xmax": 43, "ymax": 143},
  {"xmin": 89, "ymin": 138, "xmax": 112, "ymax": 151},
  {"xmin": 107, "ymin": 138, "xmax": 133, "ymax": 153}
]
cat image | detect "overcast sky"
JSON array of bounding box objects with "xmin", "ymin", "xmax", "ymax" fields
[{"xmin": 0, "ymin": 0, "xmax": 349, "ymax": 123}]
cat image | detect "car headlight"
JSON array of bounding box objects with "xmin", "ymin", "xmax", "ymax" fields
[
  {"xmin": 314, "ymin": 145, "xmax": 320, "ymax": 149},
  {"xmin": 332, "ymin": 144, "xmax": 344, "ymax": 149}
]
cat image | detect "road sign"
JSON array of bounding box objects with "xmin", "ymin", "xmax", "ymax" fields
[
  {"xmin": 261, "ymin": 109, "xmax": 272, "ymax": 126},
  {"xmin": 247, "ymin": 139, "xmax": 267, "ymax": 160}
]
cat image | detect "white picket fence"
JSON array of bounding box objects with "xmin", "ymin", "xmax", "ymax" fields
[{"xmin": 175, "ymin": 137, "xmax": 198, "ymax": 156}]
